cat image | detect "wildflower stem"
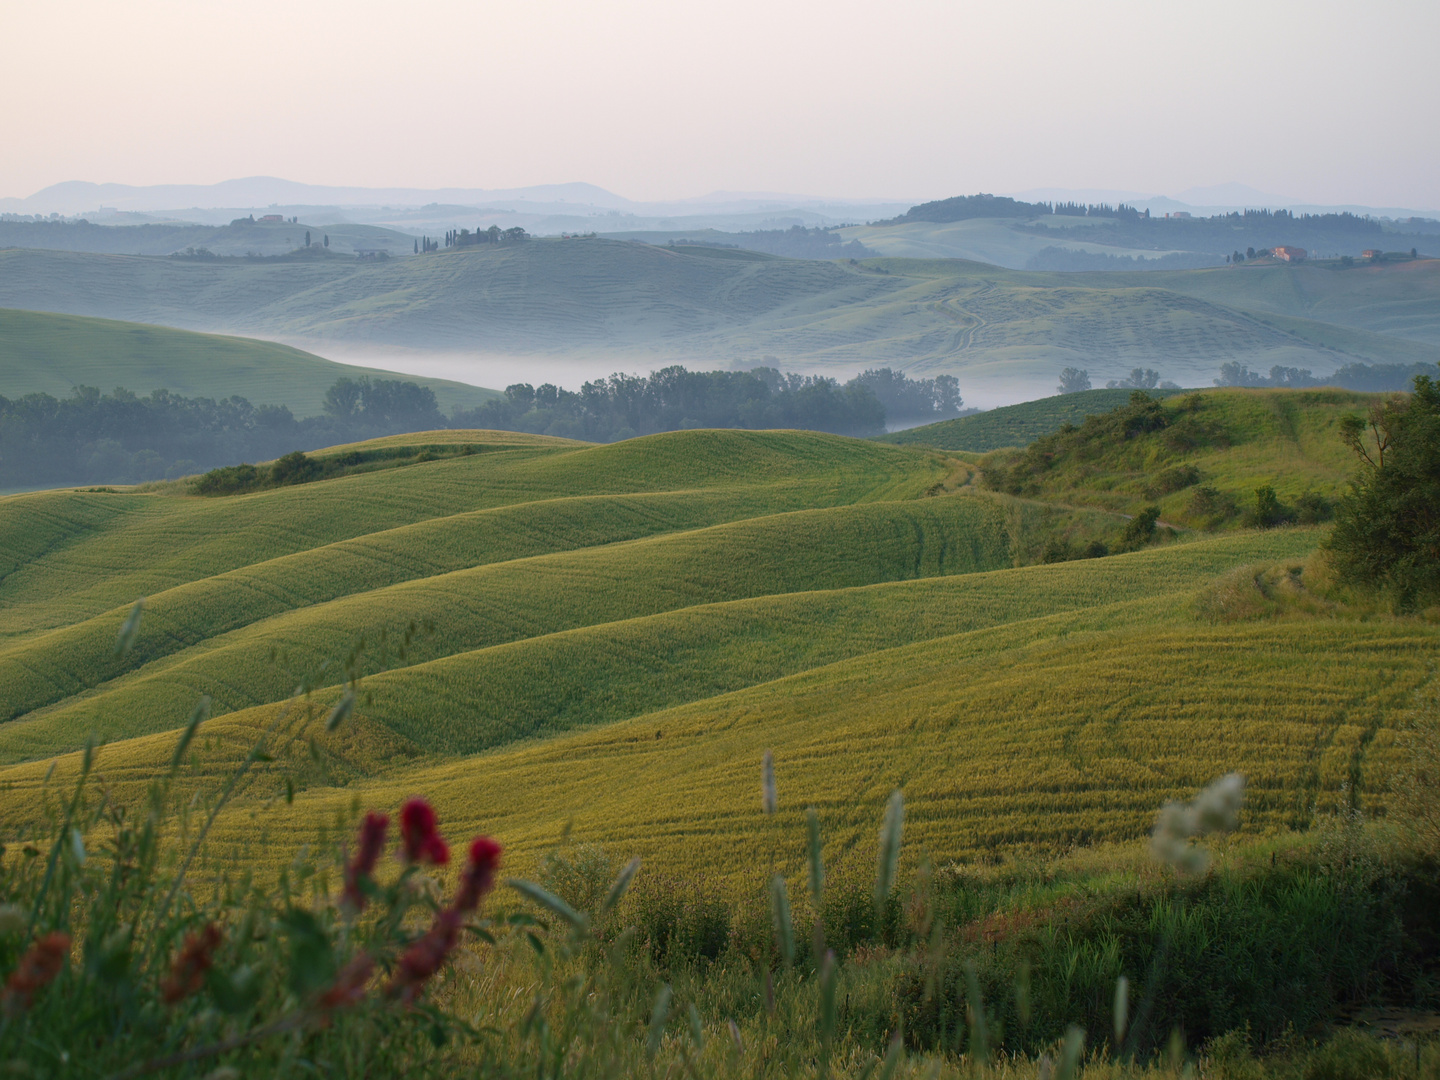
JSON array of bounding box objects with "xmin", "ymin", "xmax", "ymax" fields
[{"xmin": 145, "ymin": 694, "xmax": 308, "ymax": 971}]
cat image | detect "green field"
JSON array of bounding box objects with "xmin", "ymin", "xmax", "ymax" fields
[
  {"xmin": 0, "ymin": 244, "xmax": 1434, "ymax": 400},
  {"xmin": 3, "ymin": 407, "xmax": 1437, "ymax": 1078},
  {"xmin": 0, "ymin": 413, "xmax": 1430, "ymax": 889},
  {"xmin": 0, "ymin": 308, "xmax": 498, "ymax": 414}
]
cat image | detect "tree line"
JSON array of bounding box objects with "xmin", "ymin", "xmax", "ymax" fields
[
  {"xmin": 416, "ymin": 226, "xmax": 531, "ymax": 254},
  {"xmin": 0, "ymin": 377, "xmax": 445, "ymax": 490},
  {"xmin": 452, "ymin": 366, "xmax": 965, "ymax": 443},
  {"xmin": 1, "ymin": 366, "xmax": 965, "ymax": 490},
  {"xmin": 1215, "ymin": 360, "xmax": 1439, "ymax": 392}
]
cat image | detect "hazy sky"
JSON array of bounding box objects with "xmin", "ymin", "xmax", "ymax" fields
[{"xmin": 4, "ymin": 0, "xmax": 1437, "ymax": 207}]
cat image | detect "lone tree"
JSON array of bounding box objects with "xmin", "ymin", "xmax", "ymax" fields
[
  {"xmin": 1328, "ymin": 367, "xmax": 1440, "ymax": 607},
  {"xmin": 1057, "ymin": 367, "xmax": 1091, "ymax": 394}
]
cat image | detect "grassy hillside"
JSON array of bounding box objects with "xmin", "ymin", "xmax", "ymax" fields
[
  {"xmin": 0, "ymin": 420, "xmax": 1431, "ymax": 891},
  {"xmin": 0, "ymin": 430, "xmax": 957, "ymax": 754},
  {"xmin": 0, "ymin": 245, "xmax": 1433, "ymax": 398},
  {"xmin": 975, "ymin": 387, "xmax": 1377, "ymax": 527},
  {"xmin": 5, "ymin": 528, "xmax": 1431, "ymax": 882},
  {"xmin": 1143, "ymin": 256, "xmax": 1440, "ymax": 346},
  {"xmin": 880, "ymin": 388, "xmax": 1187, "ymax": 451},
  {"xmin": 836, "ymin": 216, "xmax": 1192, "ymax": 270},
  {"xmin": 0, "ymin": 308, "xmax": 497, "ymax": 414}
]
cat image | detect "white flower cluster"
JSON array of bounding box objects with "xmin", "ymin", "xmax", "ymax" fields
[{"xmin": 1151, "ymin": 773, "xmax": 1245, "ymax": 873}]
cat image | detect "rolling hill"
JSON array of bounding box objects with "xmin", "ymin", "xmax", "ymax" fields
[
  {"xmin": 0, "ymin": 217, "xmax": 418, "ymax": 258},
  {"xmin": 0, "ymin": 419, "xmax": 1430, "ymax": 885},
  {"xmin": 0, "ymin": 308, "xmax": 498, "ymax": 415},
  {"xmin": 0, "ymin": 243, "xmax": 1434, "ymax": 402},
  {"xmin": 880, "ymin": 388, "xmax": 1188, "ymax": 451}
]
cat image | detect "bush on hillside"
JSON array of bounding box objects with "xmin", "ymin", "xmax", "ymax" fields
[
  {"xmin": 1328, "ymin": 369, "xmax": 1440, "ymax": 607},
  {"xmin": 192, "ymin": 445, "xmax": 476, "ymax": 496},
  {"xmin": 1295, "ymin": 489, "xmax": 1334, "ymax": 524},
  {"xmin": 1242, "ymin": 484, "xmax": 1290, "ymax": 528},
  {"xmin": 1147, "ymin": 463, "xmax": 1201, "ymax": 497},
  {"xmin": 1120, "ymin": 505, "xmax": 1163, "ymax": 549}
]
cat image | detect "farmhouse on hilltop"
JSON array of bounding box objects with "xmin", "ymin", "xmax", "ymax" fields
[{"xmin": 1272, "ymin": 245, "xmax": 1307, "ymax": 262}]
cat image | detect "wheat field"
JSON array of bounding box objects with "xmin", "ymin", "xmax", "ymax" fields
[{"xmin": 0, "ymin": 424, "xmax": 1433, "ymax": 888}]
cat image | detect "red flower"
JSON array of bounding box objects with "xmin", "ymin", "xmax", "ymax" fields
[
  {"xmin": 387, "ymin": 911, "xmax": 461, "ymax": 1003},
  {"xmin": 319, "ymin": 953, "xmax": 375, "ymax": 1009},
  {"xmin": 453, "ymin": 836, "xmax": 502, "ymax": 913},
  {"xmin": 2, "ymin": 932, "xmax": 70, "ymax": 1014},
  {"xmin": 399, "ymin": 799, "xmax": 449, "ymax": 866},
  {"xmin": 343, "ymin": 811, "xmax": 389, "ymax": 911},
  {"xmin": 161, "ymin": 923, "xmax": 223, "ymax": 1004}
]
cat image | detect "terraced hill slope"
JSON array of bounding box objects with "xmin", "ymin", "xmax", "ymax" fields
[
  {"xmin": 0, "ymin": 308, "xmax": 497, "ymax": 414},
  {"xmin": 0, "ymin": 244, "xmax": 1433, "ymax": 397},
  {"xmin": 0, "ymin": 422, "xmax": 1432, "ymax": 885}
]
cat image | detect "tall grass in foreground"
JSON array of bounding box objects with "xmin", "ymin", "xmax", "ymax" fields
[{"xmin": 1, "ymin": 621, "xmax": 1437, "ymax": 1077}]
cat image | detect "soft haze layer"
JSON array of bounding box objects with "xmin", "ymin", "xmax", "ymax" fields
[{"xmin": 2, "ymin": 0, "xmax": 1437, "ymax": 209}]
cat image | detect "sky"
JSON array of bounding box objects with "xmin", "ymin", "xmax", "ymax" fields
[{"xmin": 3, "ymin": 0, "xmax": 1437, "ymax": 208}]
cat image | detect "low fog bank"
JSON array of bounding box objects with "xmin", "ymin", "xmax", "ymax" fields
[{"xmin": 289, "ymin": 343, "xmax": 1060, "ymax": 415}]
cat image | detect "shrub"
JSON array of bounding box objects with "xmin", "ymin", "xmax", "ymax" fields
[
  {"xmin": 1295, "ymin": 489, "xmax": 1333, "ymax": 524},
  {"xmin": 192, "ymin": 461, "xmax": 261, "ymax": 495},
  {"xmin": 1302, "ymin": 1028, "xmax": 1405, "ymax": 1080},
  {"xmin": 269, "ymin": 450, "xmax": 321, "ymax": 486},
  {"xmin": 1188, "ymin": 484, "xmax": 1239, "ymax": 525},
  {"xmin": 1041, "ymin": 539, "xmax": 1074, "ymax": 563},
  {"xmin": 540, "ymin": 842, "xmax": 615, "ymax": 913},
  {"xmin": 1148, "ymin": 463, "xmax": 1201, "ymax": 497},
  {"xmin": 1242, "ymin": 484, "xmax": 1292, "ymax": 528},
  {"xmin": 1120, "ymin": 505, "xmax": 1162, "ymax": 549}
]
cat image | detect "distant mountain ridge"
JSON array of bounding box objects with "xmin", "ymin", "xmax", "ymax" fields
[{"xmin": 0, "ymin": 177, "xmax": 912, "ymax": 225}]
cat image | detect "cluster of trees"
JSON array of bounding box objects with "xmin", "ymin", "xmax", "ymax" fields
[
  {"xmin": 1108, "ymin": 368, "xmax": 1179, "ymax": 391},
  {"xmin": 1329, "ymin": 366, "xmax": 1440, "ymax": 607},
  {"xmin": 1052, "ymin": 202, "xmax": 1148, "ymax": 220},
  {"xmin": 890, "ymin": 194, "xmax": 1155, "ymax": 224},
  {"xmin": 849, "ymin": 368, "xmax": 965, "ymax": 426},
  {"xmin": 887, "ymin": 193, "xmax": 1052, "ymax": 224},
  {"xmin": 452, "ymin": 366, "xmax": 894, "ymax": 441},
  {"xmin": 0, "ymin": 377, "xmax": 445, "ymax": 489},
  {"xmin": 1215, "ymin": 361, "xmax": 1440, "ymax": 392},
  {"xmin": 1056, "ymin": 367, "xmax": 1180, "ymax": 393},
  {"xmin": 416, "ymin": 227, "xmax": 529, "ymax": 253}
]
